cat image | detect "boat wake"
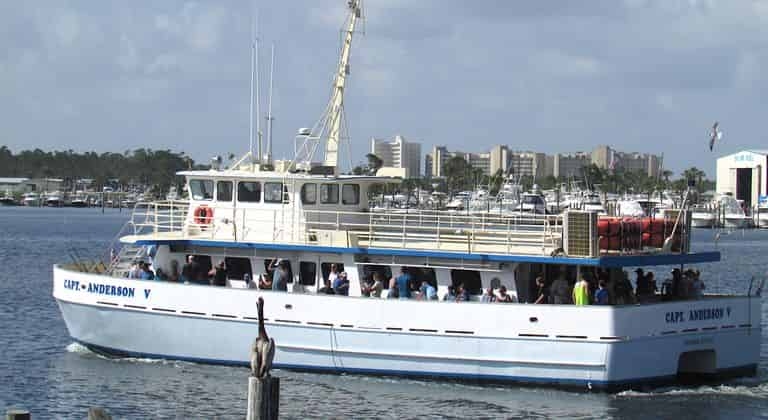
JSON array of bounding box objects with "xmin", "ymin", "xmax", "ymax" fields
[
  {"xmin": 616, "ymin": 380, "xmax": 768, "ymax": 399},
  {"xmin": 65, "ymin": 342, "xmax": 183, "ymax": 366}
]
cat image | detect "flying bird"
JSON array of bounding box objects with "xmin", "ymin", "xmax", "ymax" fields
[
  {"xmin": 251, "ymin": 297, "xmax": 275, "ymax": 378},
  {"xmin": 709, "ymin": 121, "xmax": 723, "ymax": 151}
]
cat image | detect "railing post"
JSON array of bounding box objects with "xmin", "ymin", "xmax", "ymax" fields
[
  {"xmin": 402, "ymin": 212, "xmax": 407, "ymax": 248},
  {"xmin": 436, "ymin": 212, "xmax": 441, "ymax": 249},
  {"xmin": 368, "ymin": 211, "xmax": 374, "ymax": 247},
  {"xmin": 154, "ymin": 202, "xmax": 158, "ymax": 235}
]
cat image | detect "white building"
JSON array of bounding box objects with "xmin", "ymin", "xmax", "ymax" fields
[
  {"xmin": 554, "ymin": 152, "xmax": 591, "ymax": 179},
  {"xmin": 370, "ymin": 135, "xmax": 421, "ymax": 178},
  {"xmin": 716, "ymin": 150, "xmax": 768, "ymax": 207}
]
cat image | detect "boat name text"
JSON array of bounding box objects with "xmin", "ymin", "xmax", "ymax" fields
[
  {"xmin": 64, "ymin": 279, "xmax": 148, "ymax": 299},
  {"xmin": 665, "ymin": 307, "xmax": 731, "ymax": 324}
]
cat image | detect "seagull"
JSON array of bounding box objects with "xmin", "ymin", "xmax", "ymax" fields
[
  {"xmin": 251, "ymin": 297, "xmax": 275, "ymax": 378},
  {"xmin": 709, "ymin": 121, "xmax": 723, "ymax": 151}
]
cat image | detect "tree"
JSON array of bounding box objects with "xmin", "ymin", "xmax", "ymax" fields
[{"xmin": 365, "ymin": 153, "xmax": 383, "ymax": 175}]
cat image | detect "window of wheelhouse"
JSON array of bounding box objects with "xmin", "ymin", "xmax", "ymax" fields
[
  {"xmin": 264, "ymin": 182, "xmax": 285, "ymax": 203},
  {"xmin": 237, "ymin": 181, "xmax": 261, "ymax": 202},
  {"xmin": 301, "ymin": 183, "xmax": 317, "ymax": 205},
  {"xmin": 299, "ymin": 261, "xmax": 317, "ymax": 286},
  {"xmin": 342, "ymin": 184, "xmax": 360, "ymax": 205},
  {"xmin": 224, "ymin": 257, "xmax": 252, "ymax": 280},
  {"xmin": 217, "ymin": 181, "xmax": 233, "ymax": 202},
  {"xmin": 190, "ymin": 180, "xmax": 214, "ymax": 201},
  {"xmin": 320, "ymin": 184, "xmax": 339, "ymax": 204},
  {"xmin": 450, "ymin": 269, "xmax": 482, "ymax": 295},
  {"xmin": 360, "ymin": 264, "xmax": 391, "ymax": 289}
]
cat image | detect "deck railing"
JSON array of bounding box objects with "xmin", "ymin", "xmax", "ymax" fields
[{"xmin": 129, "ymin": 201, "xmax": 564, "ymax": 257}]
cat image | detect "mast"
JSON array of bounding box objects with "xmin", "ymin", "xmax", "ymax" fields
[
  {"xmin": 266, "ymin": 43, "xmax": 275, "ymax": 165},
  {"xmin": 255, "ymin": 36, "xmax": 263, "ymax": 165},
  {"xmin": 322, "ymin": 0, "xmax": 362, "ymax": 174},
  {"xmin": 249, "ymin": 17, "xmax": 256, "ymax": 165}
]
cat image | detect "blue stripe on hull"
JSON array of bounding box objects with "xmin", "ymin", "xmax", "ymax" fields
[{"xmin": 74, "ymin": 339, "xmax": 756, "ymax": 392}]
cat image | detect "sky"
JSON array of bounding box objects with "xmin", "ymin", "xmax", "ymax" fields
[{"xmin": 2, "ymin": 1, "xmax": 768, "ymax": 177}]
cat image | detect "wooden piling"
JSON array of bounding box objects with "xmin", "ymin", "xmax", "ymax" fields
[
  {"xmin": 6, "ymin": 409, "xmax": 31, "ymax": 420},
  {"xmin": 247, "ymin": 376, "xmax": 280, "ymax": 420},
  {"xmin": 87, "ymin": 407, "xmax": 112, "ymax": 420}
]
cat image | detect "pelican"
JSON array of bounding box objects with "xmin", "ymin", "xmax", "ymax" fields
[{"xmin": 250, "ymin": 297, "xmax": 275, "ymax": 378}]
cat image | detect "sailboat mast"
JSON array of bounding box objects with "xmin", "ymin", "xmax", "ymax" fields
[
  {"xmin": 266, "ymin": 43, "xmax": 275, "ymax": 165},
  {"xmin": 249, "ymin": 19, "xmax": 256, "ymax": 165},
  {"xmin": 255, "ymin": 37, "xmax": 263, "ymax": 164}
]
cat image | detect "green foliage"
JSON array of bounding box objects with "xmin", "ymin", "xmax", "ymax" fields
[{"xmin": 0, "ymin": 146, "xmax": 194, "ymax": 193}]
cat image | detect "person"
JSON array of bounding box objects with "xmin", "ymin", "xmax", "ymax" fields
[
  {"xmin": 155, "ymin": 268, "xmax": 168, "ymax": 281},
  {"xmin": 594, "ymin": 280, "xmax": 609, "ymax": 305},
  {"xmin": 481, "ymin": 287, "xmax": 496, "ymax": 303},
  {"xmin": 690, "ymin": 270, "xmax": 705, "ymax": 299},
  {"xmin": 129, "ymin": 261, "xmax": 144, "ymax": 279},
  {"xmin": 455, "ymin": 284, "xmax": 469, "ymax": 302},
  {"xmin": 497, "ymin": 285, "xmax": 514, "ymax": 303},
  {"xmin": 333, "ymin": 271, "xmax": 350, "ymax": 296},
  {"xmin": 634, "ymin": 268, "xmax": 646, "ymax": 293},
  {"xmin": 671, "ymin": 268, "xmax": 683, "ymax": 299},
  {"xmin": 168, "ymin": 260, "xmax": 180, "ymax": 283},
  {"xmin": 363, "ymin": 272, "xmax": 384, "ymax": 298},
  {"xmin": 533, "ymin": 277, "xmax": 549, "ymax": 304},
  {"xmin": 419, "ymin": 279, "xmax": 438, "ymax": 301},
  {"xmin": 181, "ymin": 256, "xmax": 198, "ymax": 284},
  {"xmin": 258, "ymin": 272, "xmax": 273, "ymax": 289},
  {"xmin": 328, "ymin": 264, "xmax": 339, "ymax": 286},
  {"xmin": 443, "ymin": 286, "xmax": 456, "ymax": 301},
  {"xmin": 209, "ymin": 261, "xmax": 227, "ymax": 287},
  {"xmin": 614, "ymin": 271, "xmax": 635, "ymax": 305},
  {"xmin": 395, "ymin": 267, "xmax": 412, "ymax": 300},
  {"xmin": 318, "ymin": 279, "xmax": 335, "ymax": 294},
  {"xmin": 572, "ymin": 276, "xmax": 589, "ymax": 305},
  {"xmin": 139, "ymin": 262, "xmax": 155, "ymax": 280},
  {"xmin": 549, "ymin": 276, "xmax": 572, "ymax": 304},
  {"xmin": 245, "ymin": 273, "xmax": 259, "ymax": 289},
  {"xmin": 272, "ymin": 260, "xmax": 289, "ymax": 292}
]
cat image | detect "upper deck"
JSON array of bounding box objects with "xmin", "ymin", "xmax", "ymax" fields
[{"xmin": 121, "ymin": 170, "xmax": 718, "ymax": 267}]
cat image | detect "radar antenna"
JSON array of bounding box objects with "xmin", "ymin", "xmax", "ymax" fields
[{"xmin": 293, "ymin": 0, "xmax": 363, "ymax": 175}]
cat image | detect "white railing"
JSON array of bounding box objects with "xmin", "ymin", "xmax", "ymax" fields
[{"xmin": 129, "ymin": 201, "xmax": 564, "ymax": 256}]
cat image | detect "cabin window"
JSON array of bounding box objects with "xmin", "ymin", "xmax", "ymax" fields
[
  {"xmin": 320, "ymin": 184, "xmax": 339, "ymax": 204},
  {"xmin": 321, "ymin": 262, "xmax": 345, "ymax": 282},
  {"xmin": 342, "ymin": 184, "xmax": 360, "ymax": 205},
  {"xmin": 409, "ymin": 267, "xmax": 437, "ymax": 289},
  {"xmin": 451, "ymin": 269, "xmax": 482, "ymax": 295},
  {"xmin": 185, "ymin": 254, "xmax": 212, "ymax": 284},
  {"xmin": 224, "ymin": 257, "xmax": 252, "ymax": 281},
  {"xmin": 189, "ymin": 180, "xmax": 214, "ymax": 201},
  {"xmin": 217, "ymin": 181, "xmax": 233, "ymax": 202},
  {"xmin": 237, "ymin": 181, "xmax": 261, "ymax": 203},
  {"xmin": 360, "ymin": 264, "xmax": 391, "ymax": 289},
  {"xmin": 264, "ymin": 182, "xmax": 284, "ymax": 203},
  {"xmin": 264, "ymin": 258, "xmax": 293, "ymax": 283},
  {"xmin": 299, "ymin": 261, "xmax": 317, "ymax": 286},
  {"xmin": 301, "ymin": 184, "xmax": 317, "ymax": 205}
]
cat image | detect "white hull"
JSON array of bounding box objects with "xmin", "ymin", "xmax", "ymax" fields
[
  {"xmin": 691, "ymin": 214, "xmax": 716, "ymax": 228},
  {"xmin": 54, "ymin": 266, "xmax": 760, "ymax": 390},
  {"xmin": 724, "ymin": 217, "xmax": 750, "ymax": 229}
]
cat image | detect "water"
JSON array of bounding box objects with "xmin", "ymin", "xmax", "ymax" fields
[{"xmin": 0, "ymin": 206, "xmax": 766, "ymax": 419}]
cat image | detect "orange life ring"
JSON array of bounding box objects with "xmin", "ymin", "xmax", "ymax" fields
[{"xmin": 194, "ymin": 206, "xmax": 213, "ymax": 225}]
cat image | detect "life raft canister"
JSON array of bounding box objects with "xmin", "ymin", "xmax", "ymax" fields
[{"xmin": 194, "ymin": 205, "xmax": 214, "ymax": 225}]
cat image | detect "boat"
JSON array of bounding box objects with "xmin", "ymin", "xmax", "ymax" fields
[
  {"xmin": 22, "ymin": 192, "xmax": 41, "ymax": 207},
  {"xmin": 46, "ymin": 191, "xmax": 64, "ymax": 207},
  {"xmin": 52, "ymin": 2, "xmax": 760, "ymax": 392},
  {"xmin": 0, "ymin": 191, "xmax": 16, "ymax": 206},
  {"xmin": 719, "ymin": 195, "xmax": 751, "ymax": 229},
  {"xmin": 513, "ymin": 192, "xmax": 547, "ymax": 214},
  {"xmin": 70, "ymin": 191, "xmax": 89, "ymax": 208},
  {"xmin": 755, "ymin": 197, "xmax": 768, "ymax": 229},
  {"xmin": 691, "ymin": 204, "xmax": 716, "ymax": 228}
]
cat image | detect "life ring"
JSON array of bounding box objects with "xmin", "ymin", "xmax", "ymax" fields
[{"xmin": 194, "ymin": 206, "xmax": 214, "ymax": 225}]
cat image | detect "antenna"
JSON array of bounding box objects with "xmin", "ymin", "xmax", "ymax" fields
[
  {"xmin": 266, "ymin": 43, "xmax": 275, "ymax": 164},
  {"xmin": 255, "ymin": 35, "xmax": 262, "ymax": 164}
]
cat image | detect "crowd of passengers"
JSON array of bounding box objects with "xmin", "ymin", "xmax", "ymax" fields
[
  {"xmin": 535, "ymin": 266, "xmax": 707, "ymax": 306},
  {"xmin": 128, "ymin": 253, "xmax": 706, "ymax": 305}
]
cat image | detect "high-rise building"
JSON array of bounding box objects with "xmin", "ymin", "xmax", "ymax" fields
[
  {"xmin": 370, "ymin": 135, "xmax": 421, "ymax": 178},
  {"xmin": 554, "ymin": 152, "xmax": 591, "ymax": 179},
  {"xmin": 427, "ymin": 146, "xmax": 491, "ymax": 177},
  {"xmin": 490, "ymin": 145, "xmax": 552, "ymax": 179},
  {"xmin": 591, "ymin": 145, "xmax": 663, "ymax": 178}
]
